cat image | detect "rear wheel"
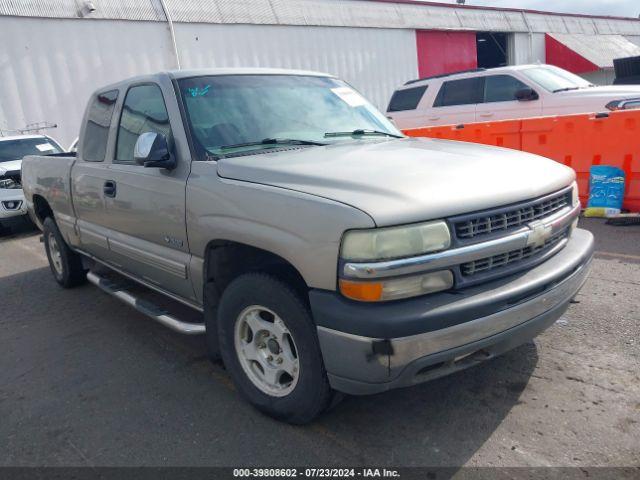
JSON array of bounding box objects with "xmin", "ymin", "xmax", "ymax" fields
[
  {"xmin": 217, "ymin": 273, "xmax": 333, "ymax": 424},
  {"xmin": 42, "ymin": 216, "xmax": 87, "ymax": 288}
]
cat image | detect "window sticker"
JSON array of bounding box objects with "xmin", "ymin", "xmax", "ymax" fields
[
  {"xmin": 186, "ymin": 85, "xmax": 211, "ymax": 98},
  {"xmin": 35, "ymin": 143, "xmax": 54, "ymax": 152},
  {"xmin": 330, "ymin": 87, "xmax": 366, "ymax": 107}
]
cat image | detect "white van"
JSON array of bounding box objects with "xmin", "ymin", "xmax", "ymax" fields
[{"xmin": 387, "ymin": 64, "xmax": 640, "ymax": 130}]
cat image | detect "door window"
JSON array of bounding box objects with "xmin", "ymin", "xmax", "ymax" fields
[
  {"xmin": 483, "ymin": 75, "xmax": 530, "ymax": 103},
  {"xmin": 115, "ymin": 84, "xmax": 171, "ymax": 163},
  {"xmin": 433, "ymin": 78, "xmax": 483, "ymax": 107},
  {"xmin": 387, "ymin": 85, "xmax": 428, "ymax": 112},
  {"xmin": 82, "ymin": 90, "xmax": 118, "ymax": 162}
]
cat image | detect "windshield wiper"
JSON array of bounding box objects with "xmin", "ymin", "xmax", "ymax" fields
[
  {"xmin": 220, "ymin": 138, "xmax": 326, "ymax": 150},
  {"xmin": 552, "ymin": 87, "xmax": 581, "ymax": 93},
  {"xmin": 324, "ymin": 129, "xmax": 404, "ymax": 139}
]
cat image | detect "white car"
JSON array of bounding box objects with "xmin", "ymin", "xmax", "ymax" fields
[
  {"xmin": 0, "ymin": 135, "xmax": 63, "ymax": 230},
  {"xmin": 387, "ymin": 64, "xmax": 640, "ymax": 129}
]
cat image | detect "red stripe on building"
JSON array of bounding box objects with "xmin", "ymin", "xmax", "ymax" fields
[{"xmin": 545, "ymin": 34, "xmax": 599, "ymax": 74}]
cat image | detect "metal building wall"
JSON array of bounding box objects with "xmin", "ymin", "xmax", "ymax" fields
[
  {"xmin": 508, "ymin": 32, "xmax": 546, "ymax": 65},
  {"xmin": 415, "ymin": 30, "xmax": 477, "ymax": 77},
  {"xmin": 626, "ymin": 35, "xmax": 640, "ymax": 47},
  {"xmin": 0, "ymin": 17, "xmax": 417, "ymax": 146},
  {"xmin": 174, "ymin": 23, "xmax": 418, "ymax": 114},
  {"xmin": 3, "ymin": 0, "xmax": 640, "ymax": 36},
  {"xmin": 0, "ymin": 16, "xmax": 174, "ymax": 145}
]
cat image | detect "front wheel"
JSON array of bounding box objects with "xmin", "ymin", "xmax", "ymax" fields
[
  {"xmin": 217, "ymin": 273, "xmax": 333, "ymax": 424},
  {"xmin": 42, "ymin": 216, "xmax": 87, "ymax": 288}
]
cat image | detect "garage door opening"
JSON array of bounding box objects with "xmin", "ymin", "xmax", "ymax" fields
[{"xmin": 477, "ymin": 32, "xmax": 508, "ymax": 69}]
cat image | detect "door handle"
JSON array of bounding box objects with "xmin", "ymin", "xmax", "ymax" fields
[
  {"xmin": 479, "ymin": 113, "xmax": 494, "ymax": 118},
  {"xmin": 103, "ymin": 180, "xmax": 117, "ymax": 198}
]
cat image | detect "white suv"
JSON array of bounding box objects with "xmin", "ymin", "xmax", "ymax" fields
[{"xmin": 387, "ymin": 64, "xmax": 640, "ymax": 129}]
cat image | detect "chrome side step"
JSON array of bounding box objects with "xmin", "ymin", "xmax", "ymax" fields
[{"xmin": 87, "ymin": 271, "xmax": 206, "ymax": 335}]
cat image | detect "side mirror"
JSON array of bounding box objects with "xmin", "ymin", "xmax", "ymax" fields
[
  {"xmin": 515, "ymin": 87, "xmax": 539, "ymax": 101},
  {"xmin": 134, "ymin": 132, "xmax": 176, "ymax": 169}
]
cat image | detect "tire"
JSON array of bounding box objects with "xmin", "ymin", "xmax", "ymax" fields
[
  {"xmin": 42, "ymin": 216, "xmax": 87, "ymax": 288},
  {"xmin": 217, "ymin": 273, "xmax": 333, "ymax": 424}
]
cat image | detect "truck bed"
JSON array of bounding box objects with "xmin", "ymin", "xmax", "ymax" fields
[{"xmin": 21, "ymin": 154, "xmax": 77, "ymax": 228}]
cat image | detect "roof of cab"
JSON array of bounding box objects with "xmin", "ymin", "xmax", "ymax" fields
[
  {"xmin": 95, "ymin": 67, "xmax": 335, "ymax": 92},
  {"xmin": 168, "ymin": 67, "xmax": 334, "ymax": 80}
]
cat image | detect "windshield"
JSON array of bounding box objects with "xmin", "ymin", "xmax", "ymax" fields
[
  {"xmin": 0, "ymin": 137, "xmax": 63, "ymax": 163},
  {"xmin": 178, "ymin": 75, "xmax": 402, "ymax": 158},
  {"xmin": 521, "ymin": 66, "xmax": 593, "ymax": 93}
]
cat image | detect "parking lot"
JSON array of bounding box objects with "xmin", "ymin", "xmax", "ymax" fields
[{"xmin": 0, "ymin": 218, "xmax": 637, "ymax": 468}]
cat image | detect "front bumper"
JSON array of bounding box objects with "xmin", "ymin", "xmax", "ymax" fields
[
  {"xmin": 0, "ymin": 189, "xmax": 27, "ymax": 220},
  {"xmin": 311, "ymin": 228, "xmax": 594, "ymax": 395}
]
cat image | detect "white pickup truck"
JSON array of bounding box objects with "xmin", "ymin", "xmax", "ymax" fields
[{"xmin": 21, "ymin": 69, "xmax": 594, "ymax": 423}]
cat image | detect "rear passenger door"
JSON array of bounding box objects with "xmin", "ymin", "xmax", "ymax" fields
[
  {"xmin": 73, "ymin": 90, "xmax": 120, "ymax": 258},
  {"xmin": 430, "ymin": 77, "xmax": 482, "ymax": 126},
  {"xmin": 100, "ymin": 83, "xmax": 195, "ymax": 301},
  {"xmin": 475, "ymin": 74, "xmax": 542, "ymax": 122}
]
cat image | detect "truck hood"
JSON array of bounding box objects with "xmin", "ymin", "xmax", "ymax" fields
[
  {"xmin": 217, "ymin": 138, "xmax": 575, "ymax": 226},
  {"xmin": 0, "ymin": 159, "xmax": 22, "ymax": 176}
]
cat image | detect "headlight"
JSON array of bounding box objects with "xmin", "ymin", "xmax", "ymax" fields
[
  {"xmin": 340, "ymin": 220, "xmax": 451, "ymax": 261},
  {"xmin": 339, "ymin": 270, "xmax": 454, "ymax": 302},
  {"xmin": 0, "ymin": 178, "xmax": 18, "ymax": 189}
]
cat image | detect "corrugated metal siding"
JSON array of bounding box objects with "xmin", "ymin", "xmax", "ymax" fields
[
  {"xmin": 416, "ymin": 30, "xmax": 477, "ymax": 77},
  {"xmin": 0, "ymin": 18, "xmax": 417, "ymax": 145},
  {"xmin": 174, "ymin": 23, "xmax": 417, "ymax": 113},
  {"xmin": 394, "ymin": 4, "xmax": 461, "ymax": 30},
  {"xmin": 0, "ymin": 0, "xmax": 165, "ymax": 20},
  {"xmin": 507, "ymin": 32, "xmax": 546, "ymax": 65},
  {"xmin": 581, "ymin": 69, "xmax": 616, "ymax": 85},
  {"xmin": 548, "ymin": 33, "xmax": 640, "ymax": 69},
  {"xmin": 2, "ymin": 0, "xmax": 640, "ymax": 36},
  {"xmin": 0, "ymin": 16, "xmax": 174, "ymax": 144}
]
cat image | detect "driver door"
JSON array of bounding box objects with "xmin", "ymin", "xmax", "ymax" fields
[{"xmin": 98, "ymin": 83, "xmax": 195, "ymax": 301}]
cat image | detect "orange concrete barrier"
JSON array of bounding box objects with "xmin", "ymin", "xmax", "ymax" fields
[{"xmin": 403, "ymin": 110, "xmax": 640, "ymax": 212}]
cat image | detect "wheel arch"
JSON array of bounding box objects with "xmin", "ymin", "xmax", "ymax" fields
[
  {"xmin": 201, "ymin": 239, "xmax": 312, "ymax": 359},
  {"xmin": 203, "ymin": 240, "xmax": 310, "ymax": 309},
  {"xmin": 32, "ymin": 194, "xmax": 54, "ymax": 228}
]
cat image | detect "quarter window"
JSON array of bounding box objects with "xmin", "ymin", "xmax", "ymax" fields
[
  {"xmin": 387, "ymin": 85, "xmax": 428, "ymax": 112},
  {"xmin": 115, "ymin": 84, "xmax": 171, "ymax": 163},
  {"xmin": 483, "ymin": 75, "xmax": 529, "ymax": 103},
  {"xmin": 82, "ymin": 90, "xmax": 118, "ymax": 162},
  {"xmin": 434, "ymin": 78, "xmax": 483, "ymax": 107}
]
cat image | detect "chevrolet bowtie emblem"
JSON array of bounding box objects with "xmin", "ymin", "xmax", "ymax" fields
[{"xmin": 526, "ymin": 221, "xmax": 553, "ymax": 248}]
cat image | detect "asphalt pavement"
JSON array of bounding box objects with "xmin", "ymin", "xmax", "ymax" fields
[{"xmin": 1, "ymin": 218, "xmax": 638, "ymax": 468}]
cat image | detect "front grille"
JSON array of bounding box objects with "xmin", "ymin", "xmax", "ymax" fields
[
  {"xmin": 461, "ymin": 230, "xmax": 567, "ymax": 276},
  {"xmin": 454, "ymin": 190, "xmax": 570, "ymax": 241}
]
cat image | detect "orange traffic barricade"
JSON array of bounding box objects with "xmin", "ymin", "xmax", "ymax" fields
[{"xmin": 403, "ymin": 110, "xmax": 640, "ymax": 212}]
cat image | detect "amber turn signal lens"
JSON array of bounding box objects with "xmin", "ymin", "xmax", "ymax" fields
[{"xmin": 339, "ymin": 279, "xmax": 384, "ymax": 302}]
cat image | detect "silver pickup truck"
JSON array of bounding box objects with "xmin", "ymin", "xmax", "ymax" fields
[{"xmin": 22, "ymin": 68, "xmax": 594, "ymax": 423}]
